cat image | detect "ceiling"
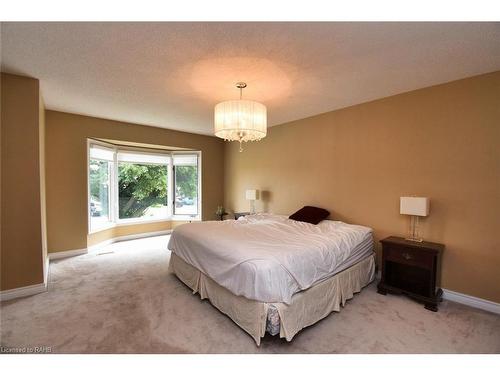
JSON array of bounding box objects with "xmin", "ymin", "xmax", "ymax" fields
[{"xmin": 2, "ymin": 22, "xmax": 500, "ymax": 135}]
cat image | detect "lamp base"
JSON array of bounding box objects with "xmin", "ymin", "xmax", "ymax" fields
[
  {"xmin": 406, "ymin": 215, "xmax": 424, "ymax": 243},
  {"xmin": 249, "ymin": 200, "xmax": 256, "ymax": 215}
]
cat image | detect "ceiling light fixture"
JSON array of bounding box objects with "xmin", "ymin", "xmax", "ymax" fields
[{"xmin": 214, "ymin": 82, "xmax": 267, "ymax": 152}]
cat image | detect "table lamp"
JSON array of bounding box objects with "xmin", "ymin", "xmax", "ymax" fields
[
  {"xmin": 400, "ymin": 197, "xmax": 429, "ymax": 242},
  {"xmin": 245, "ymin": 189, "xmax": 258, "ymax": 214}
]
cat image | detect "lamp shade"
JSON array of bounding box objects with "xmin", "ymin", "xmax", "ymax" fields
[
  {"xmin": 245, "ymin": 189, "xmax": 257, "ymax": 201},
  {"xmin": 214, "ymin": 100, "xmax": 267, "ymax": 142},
  {"xmin": 400, "ymin": 197, "xmax": 429, "ymax": 216}
]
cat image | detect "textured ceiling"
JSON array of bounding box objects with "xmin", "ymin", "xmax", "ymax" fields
[{"xmin": 2, "ymin": 22, "xmax": 500, "ymax": 135}]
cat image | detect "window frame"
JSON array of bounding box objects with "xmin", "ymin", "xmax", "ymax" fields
[
  {"xmin": 172, "ymin": 151, "xmax": 202, "ymax": 220},
  {"xmin": 87, "ymin": 140, "xmax": 115, "ymax": 233},
  {"xmin": 87, "ymin": 139, "xmax": 202, "ymax": 234},
  {"xmin": 116, "ymin": 149, "xmax": 172, "ymax": 225}
]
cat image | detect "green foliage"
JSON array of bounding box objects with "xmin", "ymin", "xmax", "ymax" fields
[
  {"xmin": 118, "ymin": 163, "xmax": 168, "ymax": 218},
  {"xmin": 89, "ymin": 160, "xmax": 107, "ymax": 199},
  {"xmin": 175, "ymin": 165, "xmax": 197, "ymax": 199},
  {"xmin": 89, "ymin": 159, "xmax": 110, "ymax": 216}
]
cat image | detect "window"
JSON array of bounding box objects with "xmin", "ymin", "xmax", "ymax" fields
[
  {"xmin": 89, "ymin": 145, "xmax": 114, "ymax": 231},
  {"xmin": 88, "ymin": 141, "xmax": 201, "ymax": 233},
  {"xmin": 117, "ymin": 151, "xmax": 170, "ymax": 222},
  {"xmin": 173, "ymin": 154, "xmax": 199, "ymax": 216}
]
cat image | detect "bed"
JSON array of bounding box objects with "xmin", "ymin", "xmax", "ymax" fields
[{"xmin": 167, "ymin": 213, "xmax": 375, "ymax": 345}]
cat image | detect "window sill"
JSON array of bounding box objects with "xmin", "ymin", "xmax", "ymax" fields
[
  {"xmin": 116, "ymin": 217, "xmax": 172, "ymax": 226},
  {"xmin": 172, "ymin": 215, "xmax": 201, "ymax": 222}
]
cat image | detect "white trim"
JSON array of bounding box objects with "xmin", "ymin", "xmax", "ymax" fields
[
  {"xmin": 44, "ymin": 257, "xmax": 50, "ymax": 284},
  {"xmin": 116, "ymin": 217, "xmax": 172, "ymax": 226},
  {"xmin": 88, "ymin": 229, "xmax": 172, "ymax": 252},
  {"xmin": 376, "ymin": 270, "xmax": 499, "ymax": 315},
  {"xmin": 0, "ymin": 282, "xmax": 47, "ymax": 302},
  {"xmin": 88, "ymin": 239, "xmax": 114, "ymax": 251},
  {"xmin": 87, "ymin": 138, "xmax": 115, "ymax": 234},
  {"xmin": 48, "ymin": 248, "xmax": 88, "ymax": 260},
  {"xmin": 442, "ymin": 289, "xmax": 500, "ymax": 315},
  {"xmin": 172, "ymin": 215, "xmax": 201, "ymax": 222}
]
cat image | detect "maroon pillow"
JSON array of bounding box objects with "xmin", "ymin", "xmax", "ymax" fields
[{"xmin": 289, "ymin": 206, "xmax": 330, "ymax": 225}]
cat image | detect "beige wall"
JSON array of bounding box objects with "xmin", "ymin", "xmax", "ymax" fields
[
  {"xmin": 87, "ymin": 221, "xmax": 172, "ymax": 247},
  {"xmin": 224, "ymin": 71, "xmax": 500, "ymax": 303},
  {"xmin": 1, "ymin": 73, "xmax": 46, "ymax": 290},
  {"xmin": 45, "ymin": 110, "xmax": 224, "ymax": 253}
]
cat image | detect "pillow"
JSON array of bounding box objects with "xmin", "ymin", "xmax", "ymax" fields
[{"xmin": 289, "ymin": 206, "xmax": 330, "ymax": 225}]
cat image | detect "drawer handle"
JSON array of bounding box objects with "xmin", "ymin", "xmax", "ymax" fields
[{"xmin": 402, "ymin": 252, "xmax": 413, "ymax": 260}]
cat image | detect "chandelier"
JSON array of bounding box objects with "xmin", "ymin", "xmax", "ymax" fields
[{"xmin": 214, "ymin": 82, "xmax": 267, "ymax": 152}]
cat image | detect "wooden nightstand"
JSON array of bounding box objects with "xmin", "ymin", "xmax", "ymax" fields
[{"xmin": 377, "ymin": 236, "xmax": 444, "ymax": 312}]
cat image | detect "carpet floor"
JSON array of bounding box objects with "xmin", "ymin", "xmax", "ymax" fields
[{"xmin": 1, "ymin": 235, "xmax": 499, "ymax": 354}]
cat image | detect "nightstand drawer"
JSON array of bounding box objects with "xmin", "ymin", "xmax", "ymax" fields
[{"xmin": 385, "ymin": 245, "xmax": 434, "ymax": 269}]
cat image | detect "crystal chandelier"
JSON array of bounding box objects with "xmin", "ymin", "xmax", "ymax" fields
[{"xmin": 214, "ymin": 82, "xmax": 267, "ymax": 152}]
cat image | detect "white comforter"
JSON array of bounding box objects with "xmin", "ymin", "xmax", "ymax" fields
[{"xmin": 167, "ymin": 214, "xmax": 373, "ymax": 304}]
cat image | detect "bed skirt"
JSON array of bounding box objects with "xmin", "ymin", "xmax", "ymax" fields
[{"xmin": 168, "ymin": 252, "xmax": 375, "ymax": 346}]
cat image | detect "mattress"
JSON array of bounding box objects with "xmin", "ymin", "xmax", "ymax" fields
[
  {"xmin": 315, "ymin": 231, "xmax": 373, "ymax": 284},
  {"xmin": 168, "ymin": 213, "xmax": 374, "ymax": 304}
]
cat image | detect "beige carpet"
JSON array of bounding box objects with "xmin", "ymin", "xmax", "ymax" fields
[{"xmin": 1, "ymin": 235, "xmax": 499, "ymax": 354}]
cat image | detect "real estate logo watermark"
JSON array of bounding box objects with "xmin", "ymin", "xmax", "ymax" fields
[{"xmin": 1, "ymin": 346, "xmax": 52, "ymax": 354}]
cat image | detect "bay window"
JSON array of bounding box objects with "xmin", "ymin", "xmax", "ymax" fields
[{"xmin": 88, "ymin": 140, "xmax": 201, "ymax": 233}]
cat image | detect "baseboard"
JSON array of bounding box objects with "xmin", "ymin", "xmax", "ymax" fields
[
  {"xmin": 89, "ymin": 239, "xmax": 114, "ymax": 250},
  {"xmin": 111, "ymin": 229, "xmax": 172, "ymax": 244},
  {"xmin": 375, "ymin": 271, "xmax": 499, "ymax": 315},
  {"xmin": 49, "ymin": 230, "xmax": 173, "ymax": 256},
  {"xmin": 88, "ymin": 229, "xmax": 172, "ymax": 252},
  {"xmin": 0, "ymin": 282, "xmax": 47, "ymax": 302},
  {"xmin": 48, "ymin": 247, "xmax": 88, "ymax": 260},
  {"xmin": 442, "ymin": 289, "xmax": 500, "ymax": 315}
]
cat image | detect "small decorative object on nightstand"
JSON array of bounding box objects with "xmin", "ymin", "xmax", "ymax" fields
[
  {"xmin": 377, "ymin": 236, "xmax": 444, "ymax": 312},
  {"xmin": 234, "ymin": 212, "xmax": 250, "ymax": 220},
  {"xmin": 215, "ymin": 205, "xmax": 228, "ymax": 221}
]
